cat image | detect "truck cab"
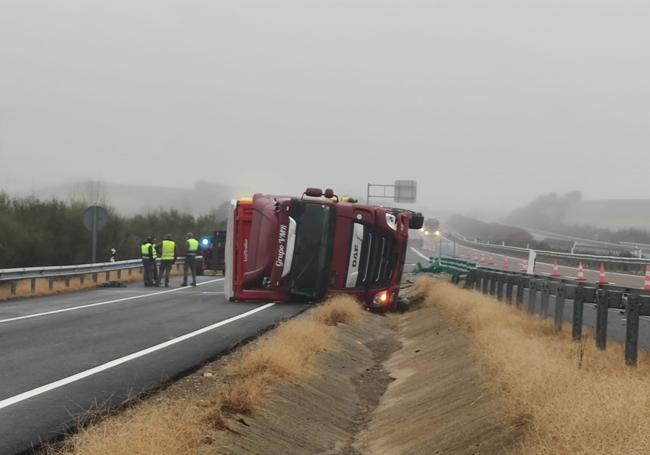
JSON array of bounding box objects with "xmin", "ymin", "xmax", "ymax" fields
[{"xmin": 224, "ymin": 188, "xmax": 423, "ymax": 309}]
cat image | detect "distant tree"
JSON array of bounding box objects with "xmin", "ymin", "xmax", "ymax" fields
[
  {"xmin": 506, "ymin": 191, "xmax": 583, "ymax": 229},
  {"xmin": 447, "ymin": 214, "xmax": 533, "ymax": 246},
  {"xmin": 0, "ymin": 194, "xmax": 227, "ymax": 268}
]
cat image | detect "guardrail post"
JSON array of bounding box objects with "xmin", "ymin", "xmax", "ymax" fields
[
  {"xmin": 516, "ymin": 277, "xmax": 525, "ymax": 307},
  {"xmin": 496, "ymin": 274, "xmax": 504, "ymax": 301},
  {"xmin": 105, "ymin": 271, "xmax": 110, "ymax": 282},
  {"xmin": 128, "ymin": 268, "xmax": 132, "ymax": 276},
  {"xmin": 489, "ymin": 272, "xmax": 497, "ymax": 296},
  {"xmin": 482, "ymin": 271, "xmax": 489, "ymax": 294},
  {"xmin": 572, "ymin": 286, "xmax": 585, "ymax": 341},
  {"xmin": 471, "ymin": 269, "xmax": 479, "ymax": 290},
  {"xmin": 80, "ymin": 274, "xmax": 85, "ymax": 285},
  {"xmin": 117, "ymin": 269, "xmax": 122, "ymax": 280},
  {"xmin": 64, "ymin": 277, "xmax": 70, "ymax": 288},
  {"xmin": 93, "ymin": 273, "xmax": 98, "ymax": 283},
  {"xmin": 527, "ymin": 280, "xmax": 537, "ymax": 315},
  {"xmin": 625, "ymin": 293, "xmax": 640, "ymax": 367},
  {"xmin": 49, "ymin": 278, "xmax": 54, "ymax": 290},
  {"xmin": 554, "ymin": 284, "xmax": 567, "ymax": 331},
  {"xmin": 595, "ymin": 289, "xmax": 608, "ymax": 351},
  {"xmin": 540, "ymin": 281, "xmax": 550, "ymax": 320},
  {"xmin": 31, "ymin": 278, "xmax": 36, "ymax": 293},
  {"xmin": 505, "ymin": 276, "xmax": 513, "ymax": 304},
  {"xmin": 10, "ymin": 281, "xmax": 17, "ymax": 296},
  {"xmin": 464, "ymin": 270, "xmax": 475, "ymax": 289}
]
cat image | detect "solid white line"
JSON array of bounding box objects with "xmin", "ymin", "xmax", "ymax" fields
[
  {"xmin": 0, "ymin": 302, "xmax": 275, "ymax": 410},
  {"xmin": 0, "ymin": 279, "xmax": 224, "ymax": 324},
  {"xmin": 410, "ymin": 247, "xmax": 431, "ymax": 261}
]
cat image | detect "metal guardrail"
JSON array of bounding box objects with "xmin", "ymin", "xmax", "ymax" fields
[
  {"xmin": 413, "ymin": 256, "xmax": 476, "ymax": 276},
  {"xmin": 0, "ymin": 259, "xmax": 144, "ymax": 282},
  {"xmin": 457, "ymin": 266, "xmax": 650, "ymax": 366},
  {"xmin": 0, "ymin": 258, "xmax": 190, "ymax": 297}
]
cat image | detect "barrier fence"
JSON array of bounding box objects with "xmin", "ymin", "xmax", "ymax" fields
[
  {"xmin": 457, "ymin": 267, "xmax": 650, "ymax": 366},
  {"xmin": 448, "ymin": 234, "xmax": 650, "ymax": 275},
  {"xmin": 0, "ymin": 258, "xmax": 188, "ymax": 297}
]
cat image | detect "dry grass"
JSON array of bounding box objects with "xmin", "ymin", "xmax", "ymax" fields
[
  {"xmin": 312, "ymin": 295, "xmax": 364, "ymax": 326},
  {"xmin": 418, "ymin": 276, "xmax": 650, "ymax": 454},
  {"xmin": 218, "ymin": 319, "xmax": 333, "ymax": 415},
  {"xmin": 45, "ymin": 400, "xmax": 209, "ymax": 455},
  {"xmin": 403, "ymin": 274, "xmax": 435, "ymax": 303},
  {"xmin": 46, "ymin": 296, "xmax": 363, "ymax": 455}
]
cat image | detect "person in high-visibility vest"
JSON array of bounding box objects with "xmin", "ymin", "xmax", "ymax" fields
[
  {"xmin": 151, "ymin": 236, "xmax": 159, "ymax": 286},
  {"xmin": 157, "ymin": 234, "xmax": 177, "ymax": 288},
  {"xmin": 182, "ymin": 232, "xmax": 199, "ymax": 287},
  {"xmin": 141, "ymin": 237, "xmax": 155, "ymax": 286}
]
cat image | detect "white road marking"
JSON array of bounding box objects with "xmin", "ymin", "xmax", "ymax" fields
[
  {"xmin": 0, "ymin": 302, "xmax": 275, "ymax": 410},
  {"xmin": 0, "ymin": 279, "xmax": 224, "ymax": 325},
  {"xmin": 410, "ymin": 247, "xmax": 431, "ymax": 261}
]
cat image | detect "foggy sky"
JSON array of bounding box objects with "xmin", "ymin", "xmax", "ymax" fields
[{"xmin": 1, "ymin": 0, "xmax": 649, "ymax": 212}]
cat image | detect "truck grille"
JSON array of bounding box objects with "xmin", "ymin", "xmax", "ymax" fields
[{"xmin": 357, "ymin": 230, "xmax": 397, "ymax": 288}]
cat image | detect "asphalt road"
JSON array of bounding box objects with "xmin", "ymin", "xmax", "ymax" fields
[
  {"xmin": 418, "ymin": 236, "xmax": 646, "ymax": 289},
  {"xmin": 0, "ymin": 276, "xmax": 308, "ymax": 455}
]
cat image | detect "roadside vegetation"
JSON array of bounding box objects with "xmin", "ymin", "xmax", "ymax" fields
[
  {"xmin": 446, "ymin": 214, "xmax": 549, "ymax": 250},
  {"xmin": 0, "ymin": 193, "xmax": 224, "ymax": 268},
  {"xmin": 44, "ymin": 296, "xmax": 363, "ymax": 455},
  {"xmin": 414, "ymin": 276, "xmax": 650, "ymax": 454}
]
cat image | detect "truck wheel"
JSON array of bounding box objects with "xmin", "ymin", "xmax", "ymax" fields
[{"xmin": 409, "ymin": 213, "xmax": 424, "ymax": 230}]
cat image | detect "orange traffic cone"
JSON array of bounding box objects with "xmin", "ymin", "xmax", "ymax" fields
[
  {"xmin": 521, "ymin": 260, "xmax": 528, "ymax": 272},
  {"xmin": 644, "ymin": 265, "xmax": 650, "ymax": 291},
  {"xmin": 598, "ymin": 263, "xmax": 608, "ymax": 285},
  {"xmin": 576, "ymin": 261, "xmax": 586, "ymax": 281},
  {"xmin": 551, "ymin": 260, "xmax": 560, "ymax": 278},
  {"xmin": 502, "ymin": 257, "xmax": 510, "ymax": 269}
]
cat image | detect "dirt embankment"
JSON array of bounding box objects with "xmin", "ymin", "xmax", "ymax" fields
[
  {"xmin": 48, "ymin": 281, "xmax": 530, "ymax": 455},
  {"xmin": 357, "ymin": 299, "xmax": 524, "ymax": 454},
  {"xmin": 417, "ymin": 277, "xmax": 650, "ymax": 454},
  {"xmin": 47, "ymin": 277, "xmax": 650, "ymax": 454},
  {"xmin": 202, "ymin": 287, "xmax": 523, "ymax": 454}
]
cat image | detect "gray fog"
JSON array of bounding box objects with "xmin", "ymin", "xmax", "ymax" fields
[{"xmin": 1, "ymin": 0, "xmax": 649, "ymax": 212}]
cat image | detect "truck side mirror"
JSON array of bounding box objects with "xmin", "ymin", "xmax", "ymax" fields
[{"xmin": 324, "ymin": 188, "xmax": 334, "ymax": 198}]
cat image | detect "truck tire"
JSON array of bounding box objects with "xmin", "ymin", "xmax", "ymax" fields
[{"xmin": 409, "ymin": 213, "xmax": 424, "ymax": 230}]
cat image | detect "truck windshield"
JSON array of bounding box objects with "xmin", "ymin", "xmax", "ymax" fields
[{"xmin": 289, "ymin": 202, "xmax": 335, "ymax": 300}]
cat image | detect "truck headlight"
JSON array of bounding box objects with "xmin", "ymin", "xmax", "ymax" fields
[
  {"xmin": 373, "ymin": 290, "xmax": 390, "ymax": 306},
  {"xmin": 385, "ymin": 213, "xmax": 397, "ymax": 231}
]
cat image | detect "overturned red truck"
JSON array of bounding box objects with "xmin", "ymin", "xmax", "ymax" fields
[{"xmin": 224, "ymin": 188, "xmax": 423, "ymax": 309}]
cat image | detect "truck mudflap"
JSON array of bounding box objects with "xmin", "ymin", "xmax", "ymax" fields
[{"xmin": 224, "ymin": 200, "xmax": 237, "ymax": 300}]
